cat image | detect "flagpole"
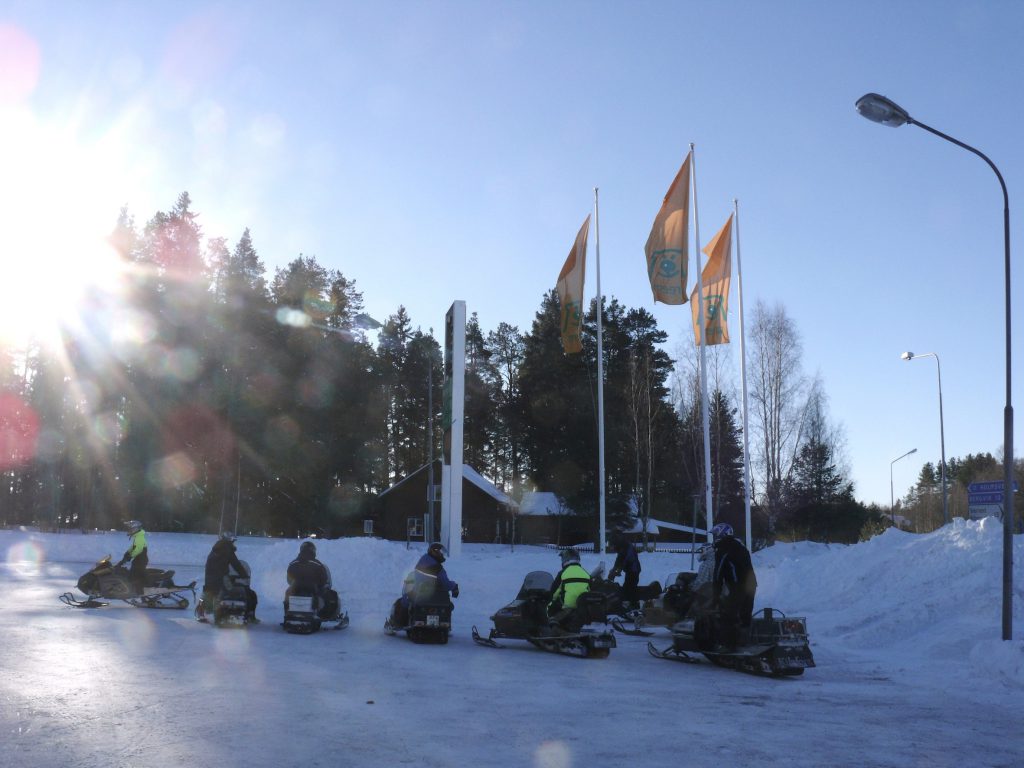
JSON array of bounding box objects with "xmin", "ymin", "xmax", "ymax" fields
[
  {"xmin": 594, "ymin": 186, "xmax": 607, "ymax": 554},
  {"xmin": 691, "ymin": 144, "xmax": 713, "ymax": 535},
  {"xmin": 734, "ymin": 199, "xmax": 753, "ymax": 551}
]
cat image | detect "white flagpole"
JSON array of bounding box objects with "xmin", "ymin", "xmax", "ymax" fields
[
  {"xmin": 691, "ymin": 144, "xmax": 713, "ymax": 535},
  {"xmin": 734, "ymin": 199, "xmax": 753, "ymax": 551},
  {"xmin": 594, "ymin": 187, "xmax": 607, "ymax": 554}
]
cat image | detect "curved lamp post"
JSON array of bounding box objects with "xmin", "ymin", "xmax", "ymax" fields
[
  {"xmin": 858, "ymin": 92, "xmax": 1013, "ymax": 640},
  {"xmin": 901, "ymin": 351, "xmax": 948, "ymax": 525},
  {"xmin": 890, "ymin": 448, "xmax": 918, "ymax": 525}
]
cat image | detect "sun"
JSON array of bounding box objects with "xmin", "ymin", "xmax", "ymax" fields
[{"xmin": 0, "ymin": 107, "xmax": 129, "ymax": 350}]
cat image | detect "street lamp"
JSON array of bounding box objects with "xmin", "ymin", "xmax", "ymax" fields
[
  {"xmin": 857, "ymin": 92, "xmax": 1014, "ymax": 641},
  {"xmin": 890, "ymin": 448, "xmax": 918, "ymax": 525},
  {"xmin": 901, "ymin": 351, "xmax": 948, "ymax": 526}
]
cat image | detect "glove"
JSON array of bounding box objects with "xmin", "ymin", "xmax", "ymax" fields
[
  {"xmin": 608, "ymin": 569, "xmax": 620, "ymax": 581},
  {"xmin": 451, "ymin": 584, "xmax": 460, "ymax": 599},
  {"xmin": 117, "ymin": 554, "xmax": 129, "ymax": 567}
]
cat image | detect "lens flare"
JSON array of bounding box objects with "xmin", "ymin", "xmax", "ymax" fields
[{"xmin": 6, "ymin": 540, "xmax": 44, "ymax": 579}]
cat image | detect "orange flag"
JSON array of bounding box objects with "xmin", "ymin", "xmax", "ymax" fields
[
  {"xmin": 644, "ymin": 153, "xmax": 691, "ymax": 304},
  {"xmin": 691, "ymin": 213, "xmax": 733, "ymax": 345},
  {"xmin": 556, "ymin": 215, "xmax": 590, "ymax": 353}
]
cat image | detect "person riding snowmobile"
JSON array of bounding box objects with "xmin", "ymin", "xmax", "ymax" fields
[
  {"xmin": 117, "ymin": 520, "xmax": 148, "ymax": 596},
  {"xmin": 710, "ymin": 522, "xmax": 757, "ymax": 647},
  {"xmin": 547, "ymin": 548, "xmax": 591, "ymax": 629},
  {"xmin": 390, "ymin": 542, "xmax": 459, "ymax": 628},
  {"xmin": 608, "ymin": 533, "xmax": 642, "ymax": 608},
  {"xmin": 200, "ymin": 533, "xmax": 258, "ymax": 622},
  {"xmin": 287, "ymin": 541, "xmax": 339, "ymax": 620}
]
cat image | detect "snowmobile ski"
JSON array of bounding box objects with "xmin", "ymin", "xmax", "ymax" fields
[
  {"xmin": 471, "ymin": 625, "xmax": 504, "ymax": 648},
  {"xmin": 611, "ymin": 618, "xmax": 655, "ymax": 637},
  {"xmin": 647, "ymin": 640, "xmax": 699, "ymax": 663}
]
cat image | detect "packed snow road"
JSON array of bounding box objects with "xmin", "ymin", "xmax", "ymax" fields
[{"xmin": 1, "ymin": 528, "xmax": 1021, "ymax": 768}]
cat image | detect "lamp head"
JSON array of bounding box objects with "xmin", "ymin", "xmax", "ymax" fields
[
  {"xmin": 910, "ymin": 448, "xmax": 918, "ymax": 455},
  {"xmin": 856, "ymin": 93, "xmax": 912, "ymax": 128},
  {"xmin": 901, "ymin": 351, "xmax": 914, "ymax": 361}
]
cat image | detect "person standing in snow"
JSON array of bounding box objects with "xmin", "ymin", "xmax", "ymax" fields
[
  {"xmin": 710, "ymin": 522, "xmax": 757, "ymax": 646},
  {"xmin": 608, "ymin": 532, "xmax": 642, "ymax": 608},
  {"xmin": 117, "ymin": 520, "xmax": 148, "ymax": 596}
]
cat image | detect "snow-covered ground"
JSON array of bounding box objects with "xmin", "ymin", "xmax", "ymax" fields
[{"xmin": 2, "ymin": 520, "xmax": 1022, "ymax": 768}]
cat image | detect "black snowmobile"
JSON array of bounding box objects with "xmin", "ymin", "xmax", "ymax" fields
[
  {"xmin": 282, "ymin": 585, "xmax": 349, "ymax": 634},
  {"xmin": 59, "ymin": 555, "xmax": 196, "ymax": 609},
  {"xmin": 647, "ymin": 547, "xmax": 815, "ymax": 676},
  {"xmin": 384, "ymin": 593, "xmax": 453, "ymax": 644},
  {"xmin": 589, "ymin": 562, "xmax": 668, "ymax": 636},
  {"xmin": 472, "ymin": 571, "xmax": 616, "ymax": 659},
  {"xmin": 197, "ymin": 561, "xmax": 258, "ymax": 628}
]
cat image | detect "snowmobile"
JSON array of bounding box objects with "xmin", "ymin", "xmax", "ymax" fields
[
  {"xmin": 282, "ymin": 586, "xmax": 349, "ymax": 634},
  {"xmin": 384, "ymin": 593, "xmax": 453, "ymax": 644},
  {"xmin": 59, "ymin": 555, "xmax": 196, "ymax": 609},
  {"xmin": 589, "ymin": 562, "xmax": 668, "ymax": 636},
  {"xmin": 197, "ymin": 561, "xmax": 258, "ymax": 628},
  {"xmin": 647, "ymin": 547, "xmax": 815, "ymax": 676},
  {"xmin": 472, "ymin": 571, "xmax": 616, "ymax": 659}
]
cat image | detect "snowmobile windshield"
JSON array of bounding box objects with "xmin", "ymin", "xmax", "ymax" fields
[{"xmin": 520, "ymin": 571, "xmax": 554, "ymax": 595}]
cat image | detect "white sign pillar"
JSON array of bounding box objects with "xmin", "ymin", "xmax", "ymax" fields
[{"xmin": 441, "ymin": 301, "xmax": 465, "ymax": 557}]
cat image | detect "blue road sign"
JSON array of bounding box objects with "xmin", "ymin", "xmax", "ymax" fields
[
  {"xmin": 968, "ymin": 492, "xmax": 1004, "ymax": 505},
  {"xmin": 967, "ymin": 481, "xmax": 1019, "ymax": 493}
]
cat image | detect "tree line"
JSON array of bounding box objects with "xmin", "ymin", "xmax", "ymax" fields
[{"xmin": 0, "ymin": 193, "xmax": 896, "ymax": 543}]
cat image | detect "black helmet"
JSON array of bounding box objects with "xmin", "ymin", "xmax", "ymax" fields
[
  {"xmin": 428, "ymin": 542, "xmax": 447, "ymax": 562},
  {"xmin": 300, "ymin": 540, "xmax": 317, "ymax": 558},
  {"xmin": 560, "ymin": 548, "xmax": 581, "ymax": 567}
]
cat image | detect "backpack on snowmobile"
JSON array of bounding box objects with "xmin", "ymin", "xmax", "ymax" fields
[
  {"xmin": 472, "ymin": 570, "xmax": 616, "ymax": 659},
  {"xmin": 59, "ymin": 555, "xmax": 196, "ymax": 609}
]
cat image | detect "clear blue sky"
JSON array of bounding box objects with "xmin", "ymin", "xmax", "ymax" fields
[{"xmin": 2, "ymin": 0, "xmax": 1022, "ymax": 506}]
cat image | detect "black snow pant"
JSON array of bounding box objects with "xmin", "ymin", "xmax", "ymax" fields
[
  {"xmin": 621, "ymin": 572, "xmax": 640, "ymax": 605},
  {"xmin": 129, "ymin": 550, "xmax": 148, "ymax": 596}
]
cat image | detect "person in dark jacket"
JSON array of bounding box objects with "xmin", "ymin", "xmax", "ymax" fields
[
  {"xmin": 710, "ymin": 522, "xmax": 757, "ymax": 647},
  {"xmin": 287, "ymin": 541, "xmax": 339, "ymax": 619},
  {"xmin": 200, "ymin": 533, "xmax": 258, "ymax": 622},
  {"xmin": 389, "ymin": 542, "xmax": 459, "ymax": 628},
  {"xmin": 608, "ymin": 533, "xmax": 642, "ymax": 607}
]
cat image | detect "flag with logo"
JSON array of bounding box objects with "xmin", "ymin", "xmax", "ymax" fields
[
  {"xmin": 691, "ymin": 213, "xmax": 733, "ymax": 345},
  {"xmin": 644, "ymin": 152, "xmax": 691, "ymax": 304},
  {"xmin": 556, "ymin": 215, "xmax": 590, "ymax": 353}
]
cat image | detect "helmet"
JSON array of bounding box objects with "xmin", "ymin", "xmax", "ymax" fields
[
  {"xmin": 710, "ymin": 523, "xmax": 734, "ymax": 541},
  {"xmin": 560, "ymin": 548, "xmax": 581, "ymax": 567},
  {"xmin": 428, "ymin": 542, "xmax": 447, "ymax": 562},
  {"xmin": 126, "ymin": 520, "xmax": 142, "ymax": 534},
  {"xmin": 299, "ymin": 540, "xmax": 317, "ymax": 558}
]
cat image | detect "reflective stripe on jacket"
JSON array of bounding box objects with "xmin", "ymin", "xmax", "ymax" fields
[{"xmin": 549, "ymin": 563, "xmax": 590, "ymax": 610}]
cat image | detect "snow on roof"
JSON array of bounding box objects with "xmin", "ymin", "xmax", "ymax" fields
[
  {"xmin": 379, "ymin": 462, "xmax": 514, "ymax": 507},
  {"xmin": 624, "ymin": 517, "xmax": 707, "ymax": 536},
  {"xmin": 462, "ymin": 465, "xmax": 514, "ymax": 507},
  {"xmin": 518, "ymin": 491, "xmax": 564, "ymax": 516}
]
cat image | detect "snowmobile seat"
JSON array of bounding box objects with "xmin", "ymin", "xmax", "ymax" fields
[{"xmin": 572, "ymin": 591, "xmax": 609, "ymax": 626}]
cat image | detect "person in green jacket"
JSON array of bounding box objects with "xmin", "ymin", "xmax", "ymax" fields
[
  {"xmin": 117, "ymin": 520, "xmax": 149, "ymax": 596},
  {"xmin": 547, "ymin": 548, "xmax": 591, "ymax": 629}
]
